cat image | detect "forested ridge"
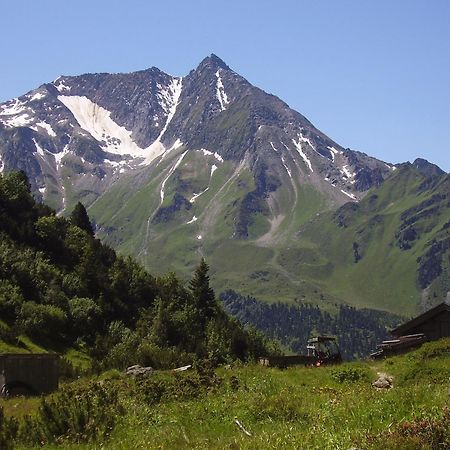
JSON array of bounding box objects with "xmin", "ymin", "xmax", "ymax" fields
[
  {"xmin": 0, "ymin": 171, "xmax": 272, "ymax": 368},
  {"xmin": 221, "ymin": 290, "xmax": 402, "ymax": 359}
]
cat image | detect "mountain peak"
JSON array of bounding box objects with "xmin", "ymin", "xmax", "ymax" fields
[
  {"xmin": 196, "ymin": 54, "xmax": 230, "ymax": 72},
  {"xmin": 412, "ymin": 158, "xmax": 445, "ymax": 177}
]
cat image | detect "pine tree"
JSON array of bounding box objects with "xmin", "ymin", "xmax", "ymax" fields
[
  {"xmin": 189, "ymin": 258, "xmax": 217, "ymax": 323},
  {"xmin": 70, "ymin": 202, "xmax": 94, "ymax": 237}
]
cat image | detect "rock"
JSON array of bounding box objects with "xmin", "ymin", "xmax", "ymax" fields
[
  {"xmin": 372, "ymin": 373, "xmax": 393, "ymax": 389},
  {"xmin": 173, "ymin": 364, "xmax": 192, "ymax": 372},
  {"xmin": 125, "ymin": 365, "xmax": 153, "ymax": 377}
]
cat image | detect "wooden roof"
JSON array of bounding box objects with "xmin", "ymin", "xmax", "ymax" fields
[{"xmin": 391, "ymin": 301, "xmax": 450, "ymax": 336}]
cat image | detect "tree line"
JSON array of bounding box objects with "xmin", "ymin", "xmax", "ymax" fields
[{"xmin": 0, "ymin": 171, "xmax": 273, "ymax": 369}]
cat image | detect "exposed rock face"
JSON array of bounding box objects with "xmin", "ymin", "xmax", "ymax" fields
[{"xmin": 0, "ymin": 54, "xmax": 396, "ymax": 216}]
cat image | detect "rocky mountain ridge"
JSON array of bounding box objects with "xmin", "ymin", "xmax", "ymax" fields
[{"xmin": 0, "ymin": 55, "xmax": 447, "ymax": 315}]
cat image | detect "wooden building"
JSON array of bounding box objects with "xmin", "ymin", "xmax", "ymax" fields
[
  {"xmin": 391, "ymin": 301, "xmax": 450, "ymax": 340},
  {"xmin": 371, "ymin": 301, "xmax": 450, "ymax": 358},
  {"xmin": 0, "ymin": 353, "xmax": 59, "ymax": 397}
]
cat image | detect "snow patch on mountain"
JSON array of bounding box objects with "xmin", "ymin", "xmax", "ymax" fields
[
  {"xmin": 190, "ymin": 187, "xmax": 209, "ymax": 203},
  {"xmin": 32, "ymin": 139, "xmax": 46, "ymax": 157},
  {"xmin": 340, "ymin": 189, "xmax": 357, "ymax": 200},
  {"xmin": 292, "ymin": 137, "xmax": 313, "ymax": 172},
  {"xmin": 160, "ymin": 150, "xmax": 189, "ymax": 203},
  {"xmin": 199, "ymin": 148, "xmax": 224, "ymax": 162},
  {"xmin": 327, "ymin": 145, "xmax": 340, "ymax": 162},
  {"xmin": 281, "ymin": 155, "xmax": 292, "ymax": 178},
  {"xmin": 0, "ymin": 98, "xmax": 28, "ymax": 116},
  {"xmin": 54, "ymin": 144, "xmax": 70, "ymax": 166},
  {"xmin": 298, "ymin": 132, "xmax": 316, "ymax": 152},
  {"xmin": 31, "ymin": 121, "xmax": 57, "ymax": 137},
  {"xmin": 271, "ymin": 142, "xmax": 292, "ymax": 177},
  {"xmin": 29, "ymin": 92, "xmax": 46, "ymax": 102},
  {"xmin": 53, "ymin": 78, "xmax": 71, "ymax": 92},
  {"xmin": 341, "ymin": 165, "xmax": 355, "ymax": 180},
  {"xmin": 215, "ymin": 70, "xmax": 229, "ymax": 111},
  {"xmin": 1, "ymin": 113, "xmax": 34, "ymax": 128},
  {"xmin": 142, "ymin": 78, "xmax": 183, "ymax": 164},
  {"xmin": 58, "ymin": 95, "xmax": 154, "ymax": 158},
  {"xmin": 0, "ymin": 98, "xmax": 35, "ymax": 128},
  {"xmin": 155, "ymin": 78, "xmax": 183, "ymax": 141}
]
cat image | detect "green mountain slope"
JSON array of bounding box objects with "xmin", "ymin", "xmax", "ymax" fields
[
  {"xmin": 283, "ymin": 165, "xmax": 450, "ymax": 315},
  {"xmin": 91, "ymin": 160, "xmax": 449, "ymax": 317}
]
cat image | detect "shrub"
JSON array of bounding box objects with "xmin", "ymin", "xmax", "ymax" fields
[
  {"xmin": 19, "ymin": 381, "xmax": 124, "ymax": 445},
  {"xmin": 331, "ymin": 366, "xmax": 370, "ymax": 383},
  {"xmin": 0, "ymin": 408, "xmax": 18, "ymax": 450},
  {"xmin": 18, "ymin": 301, "xmax": 67, "ymax": 340}
]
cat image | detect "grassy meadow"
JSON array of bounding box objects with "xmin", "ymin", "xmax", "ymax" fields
[{"xmin": 2, "ymin": 338, "xmax": 450, "ymax": 449}]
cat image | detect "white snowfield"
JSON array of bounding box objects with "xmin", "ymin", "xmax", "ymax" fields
[
  {"xmin": 58, "ymin": 95, "xmax": 152, "ymax": 158},
  {"xmin": 292, "ymin": 137, "xmax": 313, "ymax": 172},
  {"xmin": 215, "ymin": 70, "xmax": 229, "ymax": 111},
  {"xmin": 59, "ymin": 81, "xmax": 183, "ymax": 167}
]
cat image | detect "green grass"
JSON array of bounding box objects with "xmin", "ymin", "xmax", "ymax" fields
[
  {"xmin": 87, "ymin": 156, "xmax": 449, "ymax": 317},
  {"xmin": 4, "ymin": 339, "xmax": 449, "ymax": 449}
]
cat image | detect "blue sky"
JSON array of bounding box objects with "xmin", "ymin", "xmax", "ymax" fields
[{"xmin": 1, "ymin": 0, "xmax": 449, "ymax": 170}]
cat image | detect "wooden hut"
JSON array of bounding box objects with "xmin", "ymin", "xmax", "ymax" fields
[
  {"xmin": 0, "ymin": 353, "xmax": 59, "ymax": 397},
  {"xmin": 391, "ymin": 301, "xmax": 450, "ymax": 340},
  {"xmin": 371, "ymin": 301, "xmax": 450, "ymax": 358}
]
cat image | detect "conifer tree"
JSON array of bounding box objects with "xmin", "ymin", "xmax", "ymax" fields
[
  {"xmin": 70, "ymin": 202, "xmax": 94, "ymax": 236},
  {"xmin": 189, "ymin": 258, "xmax": 217, "ymax": 323}
]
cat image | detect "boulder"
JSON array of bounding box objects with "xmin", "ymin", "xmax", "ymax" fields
[
  {"xmin": 125, "ymin": 365, "xmax": 153, "ymax": 377},
  {"xmin": 372, "ymin": 373, "xmax": 393, "ymax": 389}
]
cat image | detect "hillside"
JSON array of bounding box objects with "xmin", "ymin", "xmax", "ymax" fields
[
  {"xmin": 2, "ymin": 338, "xmax": 450, "ymax": 449},
  {"xmin": 0, "ymin": 170, "xmax": 270, "ymax": 369},
  {"xmin": 288, "ymin": 163, "xmax": 450, "ymax": 315}
]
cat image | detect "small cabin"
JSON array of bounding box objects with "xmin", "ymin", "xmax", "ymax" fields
[
  {"xmin": 391, "ymin": 301, "xmax": 450, "ymax": 341},
  {"xmin": 371, "ymin": 301, "xmax": 450, "ymax": 358},
  {"xmin": 0, "ymin": 353, "xmax": 59, "ymax": 397}
]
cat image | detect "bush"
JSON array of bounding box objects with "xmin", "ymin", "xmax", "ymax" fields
[
  {"xmin": 136, "ymin": 363, "xmax": 223, "ymax": 405},
  {"xmin": 331, "ymin": 366, "xmax": 371, "ymax": 383},
  {"xmin": 19, "ymin": 381, "xmax": 124, "ymax": 445},
  {"xmin": 0, "ymin": 408, "xmax": 18, "ymax": 450},
  {"xmin": 18, "ymin": 301, "xmax": 67, "ymax": 340}
]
